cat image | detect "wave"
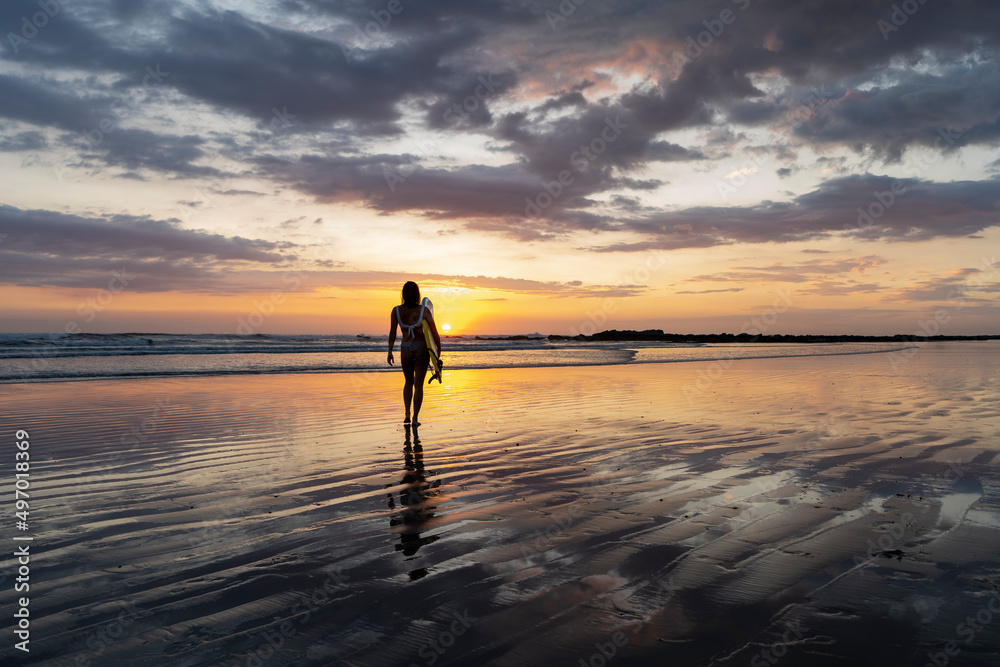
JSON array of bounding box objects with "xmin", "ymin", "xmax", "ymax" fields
[
  {"xmin": 0, "ymin": 340, "xmax": 920, "ymax": 384},
  {"xmin": 0, "ymin": 332, "xmax": 697, "ymax": 360}
]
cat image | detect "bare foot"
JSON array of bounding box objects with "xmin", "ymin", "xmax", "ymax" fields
[
  {"xmin": 412, "ymin": 419, "xmax": 421, "ymax": 427},
  {"xmin": 404, "ymin": 415, "xmax": 411, "ymax": 424}
]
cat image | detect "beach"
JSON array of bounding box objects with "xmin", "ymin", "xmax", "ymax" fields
[{"xmin": 2, "ymin": 341, "xmax": 999, "ymax": 666}]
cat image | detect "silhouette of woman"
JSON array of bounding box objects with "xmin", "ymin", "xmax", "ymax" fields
[{"xmin": 387, "ymin": 282, "xmax": 441, "ymax": 425}]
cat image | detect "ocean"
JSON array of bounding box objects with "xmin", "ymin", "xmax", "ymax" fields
[{"xmin": 0, "ymin": 332, "xmax": 918, "ymax": 383}]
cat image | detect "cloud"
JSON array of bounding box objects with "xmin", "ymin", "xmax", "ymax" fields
[
  {"xmin": 800, "ymin": 281, "xmax": 886, "ymax": 296},
  {"xmin": 0, "ymin": 130, "xmax": 47, "ymax": 152},
  {"xmin": 675, "ymin": 287, "xmax": 744, "ymax": 294},
  {"xmin": 81, "ymin": 129, "xmax": 223, "ymax": 177},
  {"xmin": 0, "ymin": 1, "xmax": 995, "ymax": 212},
  {"xmin": 604, "ymin": 175, "xmax": 1000, "ymax": 251},
  {"xmin": 0, "ymin": 0, "xmax": 998, "ymax": 295},
  {"xmin": 0, "ymin": 203, "xmax": 647, "ymax": 298},
  {"xmin": 791, "ymin": 64, "xmax": 1000, "ymax": 161},
  {"xmin": 891, "ymin": 266, "xmax": 1000, "ymax": 303},
  {"xmin": 685, "ymin": 256, "xmax": 887, "ymax": 285},
  {"xmin": 0, "ymin": 205, "xmax": 298, "ymax": 291},
  {"xmin": 314, "ymin": 270, "xmax": 648, "ymax": 298}
]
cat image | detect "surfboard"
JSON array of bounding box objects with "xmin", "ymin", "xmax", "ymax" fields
[{"xmin": 421, "ymin": 297, "xmax": 443, "ymax": 384}]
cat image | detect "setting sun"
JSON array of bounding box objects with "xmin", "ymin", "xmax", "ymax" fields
[{"xmin": 442, "ymin": 323, "xmax": 452, "ymax": 333}]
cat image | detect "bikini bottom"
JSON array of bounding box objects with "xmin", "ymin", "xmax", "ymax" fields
[{"xmin": 400, "ymin": 340, "xmax": 426, "ymax": 354}]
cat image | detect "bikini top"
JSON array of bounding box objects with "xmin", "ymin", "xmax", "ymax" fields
[{"xmin": 395, "ymin": 303, "xmax": 426, "ymax": 337}]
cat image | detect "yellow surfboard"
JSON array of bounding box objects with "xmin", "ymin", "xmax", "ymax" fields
[{"xmin": 421, "ymin": 297, "xmax": 442, "ymax": 384}]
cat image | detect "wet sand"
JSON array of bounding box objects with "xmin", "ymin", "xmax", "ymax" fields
[{"xmin": 2, "ymin": 341, "xmax": 999, "ymax": 666}]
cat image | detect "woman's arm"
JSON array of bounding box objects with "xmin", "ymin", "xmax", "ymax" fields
[{"xmin": 387, "ymin": 308, "xmax": 397, "ymax": 366}]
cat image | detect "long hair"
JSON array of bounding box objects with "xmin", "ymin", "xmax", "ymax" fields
[{"xmin": 401, "ymin": 281, "xmax": 420, "ymax": 308}]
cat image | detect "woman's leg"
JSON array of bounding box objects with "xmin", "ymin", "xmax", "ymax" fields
[
  {"xmin": 401, "ymin": 348, "xmax": 415, "ymax": 423},
  {"xmin": 411, "ymin": 351, "xmax": 429, "ymax": 425}
]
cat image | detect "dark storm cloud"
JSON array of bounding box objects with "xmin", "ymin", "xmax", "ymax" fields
[
  {"xmin": 598, "ymin": 175, "xmax": 1000, "ymax": 251},
  {"xmin": 537, "ymin": 91, "xmax": 588, "ymax": 113},
  {"xmin": 792, "ymin": 64, "xmax": 1000, "ymax": 161},
  {"xmin": 282, "ymin": 0, "xmax": 536, "ymax": 28},
  {"xmin": 0, "ymin": 68, "xmax": 219, "ymax": 176},
  {"xmin": 80, "ymin": 129, "xmax": 223, "ymax": 177},
  {"xmin": 0, "ymin": 130, "xmax": 46, "ymax": 152},
  {"xmin": 1, "ymin": 0, "xmax": 999, "ymax": 247},
  {"xmin": 0, "ymin": 205, "xmax": 300, "ymax": 290},
  {"xmin": 157, "ymin": 11, "xmax": 488, "ymax": 132},
  {"xmin": 0, "ymin": 251, "xmax": 221, "ymax": 291},
  {"xmin": 645, "ymin": 141, "xmax": 706, "ymax": 162},
  {"xmin": 423, "ymin": 71, "xmax": 518, "ymax": 130},
  {"xmin": 537, "ymin": 0, "xmax": 1000, "ymax": 164},
  {"xmin": 0, "ymin": 73, "xmax": 107, "ymax": 131},
  {"xmin": 257, "ymin": 153, "xmax": 622, "ymax": 237},
  {"xmin": 0, "ymin": 0, "xmax": 528, "ymax": 174},
  {"xmin": 0, "ymin": 205, "xmax": 294, "ymax": 262}
]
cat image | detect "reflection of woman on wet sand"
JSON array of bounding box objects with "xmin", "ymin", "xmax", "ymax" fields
[
  {"xmin": 386, "ymin": 425, "xmax": 441, "ymax": 569},
  {"xmin": 387, "ymin": 281, "xmax": 441, "ymax": 426}
]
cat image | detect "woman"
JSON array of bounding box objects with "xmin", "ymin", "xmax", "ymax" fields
[{"xmin": 387, "ymin": 281, "xmax": 441, "ymax": 425}]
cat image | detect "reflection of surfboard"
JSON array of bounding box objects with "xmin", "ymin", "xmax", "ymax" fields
[{"xmin": 421, "ymin": 297, "xmax": 442, "ymax": 384}]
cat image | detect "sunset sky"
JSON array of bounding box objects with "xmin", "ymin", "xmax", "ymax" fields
[{"xmin": 1, "ymin": 0, "xmax": 998, "ymax": 335}]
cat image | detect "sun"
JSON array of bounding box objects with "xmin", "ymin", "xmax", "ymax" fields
[{"xmin": 442, "ymin": 323, "xmax": 452, "ymax": 333}]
